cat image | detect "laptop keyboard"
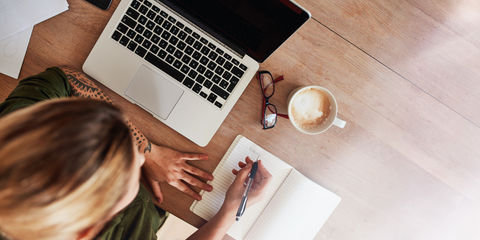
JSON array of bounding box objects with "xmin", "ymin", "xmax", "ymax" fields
[{"xmin": 110, "ymin": 0, "xmax": 249, "ymax": 109}]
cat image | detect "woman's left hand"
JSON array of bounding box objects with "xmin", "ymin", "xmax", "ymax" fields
[{"xmin": 142, "ymin": 143, "xmax": 214, "ymax": 203}]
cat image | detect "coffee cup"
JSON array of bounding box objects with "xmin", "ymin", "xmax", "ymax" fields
[{"xmin": 287, "ymin": 86, "xmax": 346, "ymax": 134}]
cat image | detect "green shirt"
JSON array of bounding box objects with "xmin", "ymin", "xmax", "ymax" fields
[{"xmin": 0, "ymin": 68, "xmax": 167, "ymax": 240}]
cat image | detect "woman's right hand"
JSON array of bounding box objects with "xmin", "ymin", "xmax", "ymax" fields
[{"xmin": 224, "ymin": 157, "xmax": 272, "ymax": 210}]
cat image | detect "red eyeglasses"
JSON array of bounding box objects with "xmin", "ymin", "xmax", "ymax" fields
[{"xmin": 257, "ymin": 71, "xmax": 289, "ymax": 129}]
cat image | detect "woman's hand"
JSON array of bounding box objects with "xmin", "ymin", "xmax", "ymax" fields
[
  {"xmin": 142, "ymin": 144, "xmax": 214, "ymax": 203},
  {"xmin": 224, "ymin": 157, "xmax": 272, "ymax": 210}
]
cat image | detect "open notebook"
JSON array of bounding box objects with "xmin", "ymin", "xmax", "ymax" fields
[{"xmin": 190, "ymin": 135, "xmax": 341, "ymax": 240}]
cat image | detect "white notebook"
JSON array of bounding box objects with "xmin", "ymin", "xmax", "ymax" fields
[{"xmin": 190, "ymin": 135, "xmax": 341, "ymax": 240}]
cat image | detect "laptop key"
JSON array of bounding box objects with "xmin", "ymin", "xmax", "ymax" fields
[
  {"xmin": 150, "ymin": 45, "xmax": 159, "ymax": 54},
  {"xmin": 166, "ymin": 45, "xmax": 175, "ymax": 54},
  {"xmin": 185, "ymin": 36, "xmax": 195, "ymax": 45},
  {"xmin": 203, "ymin": 80, "xmax": 213, "ymax": 89},
  {"xmin": 208, "ymin": 51, "xmax": 217, "ymax": 61},
  {"xmin": 154, "ymin": 15, "xmax": 164, "ymax": 25},
  {"xmin": 119, "ymin": 35, "xmax": 129, "ymax": 46},
  {"xmin": 169, "ymin": 36, "xmax": 178, "ymax": 45},
  {"xmin": 211, "ymin": 85, "xmax": 229, "ymax": 100},
  {"xmin": 158, "ymin": 49, "xmax": 167, "ymax": 59},
  {"xmin": 159, "ymin": 39, "xmax": 168, "ymax": 49},
  {"xmin": 143, "ymin": 29, "xmax": 152, "ymax": 39},
  {"xmin": 223, "ymin": 61, "xmax": 233, "ymax": 71},
  {"xmin": 197, "ymin": 65, "xmax": 206, "ymax": 74},
  {"xmin": 162, "ymin": 21, "xmax": 172, "ymax": 30},
  {"xmin": 184, "ymin": 27, "xmax": 192, "ymax": 34},
  {"xmin": 185, "ymin": 46, "xmax": 194, "ymax": 55},
  {"xmin": 112, "ymin": 31, "xmax": 122, "ymax": 41},
  {"xmin": 188, "ymin": 70, "xmax": 197, "ymax": 79},
  {"xmin": 205, "ymin": 70, "xmax": 213, "ymax": 79},
  {"xmin": 192, "ymin": 32, "xmax": 200, "ymax": 39},
  {"xmin": 146, "ymin": 10, "xmax": 156, "ymax": 20},
  {"xmin": 161, "ymin": 31, "xmax": 170, "ymax": 40},
  {"xmin": 117, "ymin": 23, "xmax": 129, "ymax": 33},
  {"xmin": 165, "ymin": 55, "xmax": 174, "ymax": 64},
  {"xmin": 193, "ymin": 41, "xmax": 202, "ymax": 50},
  {"xmin": 201, "ymin": 46, "xmax": 210, "ymax": 55},
  {"xmin": 176, "ymin": 21, "xmax": 184, "ymax": 29},
  {"xmin": 239, "ymin": 64, "xmax": 248, "ymax": 71},
  {"xmin": 192, "ymin": 83, "xmax": 202, "ymax": 93},
  {"xmin": 214, "ymin": 66, "xmax": 224, "ymax": 75},
  {"xmin": 200, "ymin": 37, "xmax": 208, "ymax": 45},
  {"xmin": 134, "ymin": 35, "xmax": 144, "ymax": 44},
  {"xmin": 142, "ymin": 40, "xmax": 152, "ymax": 49},
  {"xmin": 127, "ymin": 29, "xmax": 136, "ymax": 39},
  {"xmin": 153, "ymin": 26, "xmax": 162, "ymax": 35},
  {"xmin": 138, "ymin": 15, "xmax": 147, "ymax": 25},
  {"xmin": 183, "ymin": 77, "xmax": 195, "ymax": 89},
  {"xmin": 181, "ymin": 55, "xmax": 191, "ymax": 64},
  {"xmin": 173, "ymin": 60, "xmax": 182, "ymax": 69},
  {"xmin": 214, "ymin": 101, "xmax": 222, "ymax": 108},
  {"xmin": 199, "ymin": 91, "xmax": 207, "ymax": 98},
  {"xmin": 219, "ymin": 80, "xmax": 229, "ymax": 89},
  {"xmin": 151, "ymin": 35, "xmax": 160, "ymax": 44},
  {"xmin": 212, "ymin": 75, "xmax": 221, "ymax": 84},
  {"xmin": 122, "ymin": 16, "xmax": 137, "ymax": 29},
  {"xmin": 135, "ymin": 46, "xmax": 147, "ymax": 57},
  {"xmin": 180, "ymin": 65, "xmax": 190, "ymax": 74},
  {"xmin": 196, "ymin": 75, "xmax": 205, "ymax": 84},
  {"xmin": 139, "ymin": 5, "xmax": 148, "ymax": 14},
  {"xmin": 232, "ymin": 59, "xmax": 240, "ymax": 65},
  {"xmin": 135, "ymin": 25, "xmax": 145, "ymax": 34},
  {"xmin": 170, "ymin": 26, "xmax": 179, "ymax": 35},
  {"xmin": 192, "ymin": 51, "xmax": 201, "ymax": 60},
  {"xmin": 222, "ymin": 71, "xmax": 232, "ymax": 81},
  {"xmin": 177, "ymin": 41, "xmax": 186, "ymax": 50},
  {"xmin": 168, "ymin": 16, "xmax": 176, "ymax": 23},
  {"xmin": 145, "ymin": 53, "xmax": 185, "ymax": 82},
  {"xmin": 152, "ymin": 5, "xmax": 160, "ymax": 13},
  {"xmin": 178, "ymin": 31, "xmax": 187, "ymax": 41},
  {"xmin": 160, "ymin": 11, "xmax": 168, "ymax": 18},
  {"xmin": 131, "ymin": 0, "xmax": 140, "ymax": 9},
  {"xmin": 174, "ymin": 50, "xmax": 183, "ymax": 59},
  {"xmin": 143, "ymin": 0, "xmax": 152, "ymax": 7},
  {"xmin": 207, "ymin": 93, "xmax": 217, "ymax": 103},
  {"xmin": 215, "ymin": 56, "xmax": 225, "ymax": 65},
  {"xmin": 231, "ymin": 66, "xmax": 244, "ymax": 78},
  {"xmin": 207, "ymin": 61, "xmax": 217, "ymax": 70},
  {"xmin": 227, "ymin": 76, "xmax": 239, "ymax": 92},
  {"xmin": 146, "ymin": 21, "xmax": 155, "ymax": 30},
  {"xmin": 223, "ymin": 53, "xmax": 232, "ymax": 60},
  {"xmin": 127, "ymin": 41, "xmax": 137, "ymax": 51},
  {"xmin": 189, "ymin": 60, "xmax": 199, "ymax": 69}
]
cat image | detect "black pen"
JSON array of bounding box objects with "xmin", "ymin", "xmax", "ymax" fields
[{"xmin": 236, "ymin": 159, "xmax": 258, "ymax": 221}]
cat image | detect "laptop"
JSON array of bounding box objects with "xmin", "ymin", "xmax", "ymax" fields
[{"xmin": 83, "ymin": 0, "xmax": 311, "ymax": 146}]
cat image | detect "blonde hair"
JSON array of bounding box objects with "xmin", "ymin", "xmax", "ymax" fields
[{"xmin": 0, "ymin": 98, "xmax": 134, "ymax": 240}]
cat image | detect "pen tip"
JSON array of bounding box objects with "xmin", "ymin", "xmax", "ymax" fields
[{"xmin": 236, "ymin": 217, "xmax": 239, "ymax": 221}]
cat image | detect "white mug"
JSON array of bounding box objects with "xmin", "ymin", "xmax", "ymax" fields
[{"xmin": 287, "ymin": 86, "xmax": 346, "ymax": 134}]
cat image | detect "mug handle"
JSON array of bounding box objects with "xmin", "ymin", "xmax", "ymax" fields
[{"xmin": 333, "ymin": 117, "xmax": 346, "ymax": 128}]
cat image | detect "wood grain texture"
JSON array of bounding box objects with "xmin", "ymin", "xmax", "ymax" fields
[{"xmin": 1, "ymin": 0, "xmax": 479, "ymax": 239}]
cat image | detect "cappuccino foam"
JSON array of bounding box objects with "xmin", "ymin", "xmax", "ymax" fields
[{"xmin": 290, "ymin": 88, "xmax": 331, "ymax": 129}]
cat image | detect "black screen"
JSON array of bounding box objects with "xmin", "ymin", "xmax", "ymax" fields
[{"xmin": 161, "ymin": 0, "xmax": 310, "ymax": 62}]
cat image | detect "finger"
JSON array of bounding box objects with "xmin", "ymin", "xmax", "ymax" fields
[
  {"xmin": 232, "ymin": 169, "xmax": 239, "ymax": 175},
  {"xmin": 245, "ymin": 156, "xmax": 254, "ymax": 164},
  {"xmin": 182, "ymin": 174, "xmax": 213, "ymax": 192},
  {"xmin": 149, "ymin": 180, "xmax": 164, "ymax": 203},
  {"xmin": 171, "ymin": 180, "xmax": 202, "ymax": 201},
  {"xmin": 232, "ymin": 163, "xmax": 252, "ymax": 186},
  {"xmin": 180, "ymin": 153, "xmax": 209, "ymax": 161},
  {"xmin": 256, "ymin": 160, "xmax": 272, "ymax": 187},
  {"xmin": 238, "ymin": 161, "xmax": 247, "ymax": 168},
  {"xmin": 183, "ymin": 164, "xmax": 214, "ymax": 181}
]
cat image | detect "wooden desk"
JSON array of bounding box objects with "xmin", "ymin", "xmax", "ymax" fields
[{"xmin": 1, "ymin": 0, "xmax": 479, "ymax": 239}]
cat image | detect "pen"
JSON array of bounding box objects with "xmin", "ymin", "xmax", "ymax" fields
[{"xmin": 235, "ymin": 159, "xmax": 258, "ymax": 221}]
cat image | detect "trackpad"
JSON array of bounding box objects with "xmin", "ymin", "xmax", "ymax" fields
[{"xmin": 125, "ymin": 65, "xmax": 184, "ymax": 120}]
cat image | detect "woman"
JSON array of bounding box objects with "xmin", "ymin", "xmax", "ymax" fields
[{"xmin": 0, "ymin": 68, "xmax": 272, "ymax": 240}]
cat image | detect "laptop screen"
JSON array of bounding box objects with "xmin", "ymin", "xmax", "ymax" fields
[{"xmin": 161, "ymin": 0, "xmax": 311, "ymax": 63}]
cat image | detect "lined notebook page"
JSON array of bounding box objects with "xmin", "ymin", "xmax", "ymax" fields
[
  {"xmin": 245, "ymin": 169, "xmax": 341, "ymax": 240},
  {"xmin": 191, "ymin": 136, "xmax": 293, "ymax": 240}
]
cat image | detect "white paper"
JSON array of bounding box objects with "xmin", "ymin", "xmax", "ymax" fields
[
  {"xmin": 0, "ymin": 0, "xmax": 69, "ymax": 40},
  {"xmin": 245, "ymin": 169, "xmax": 342, "ymax": 240},
  {"xmin": 0, "ymin": 26, "xmax": 33, "ymax": 79}
]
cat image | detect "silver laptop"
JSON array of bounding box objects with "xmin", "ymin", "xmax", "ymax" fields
[{"xmin": 84, "ymin": 0, "xmax": 311, "ymax": 146}]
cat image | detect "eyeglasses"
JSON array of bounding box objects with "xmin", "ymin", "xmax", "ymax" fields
[{"xmin": 257, "ymin": 71, "xmax": 289, "ymax": 129}]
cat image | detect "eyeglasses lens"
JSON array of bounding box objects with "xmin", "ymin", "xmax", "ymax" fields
[
  {"xmin": 260, "ymin": 73, "xmax": 274, "ymax": 98},
  {"xmin": 264, "ymin": 104, "xmax": 277, "ymax": 128}
]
